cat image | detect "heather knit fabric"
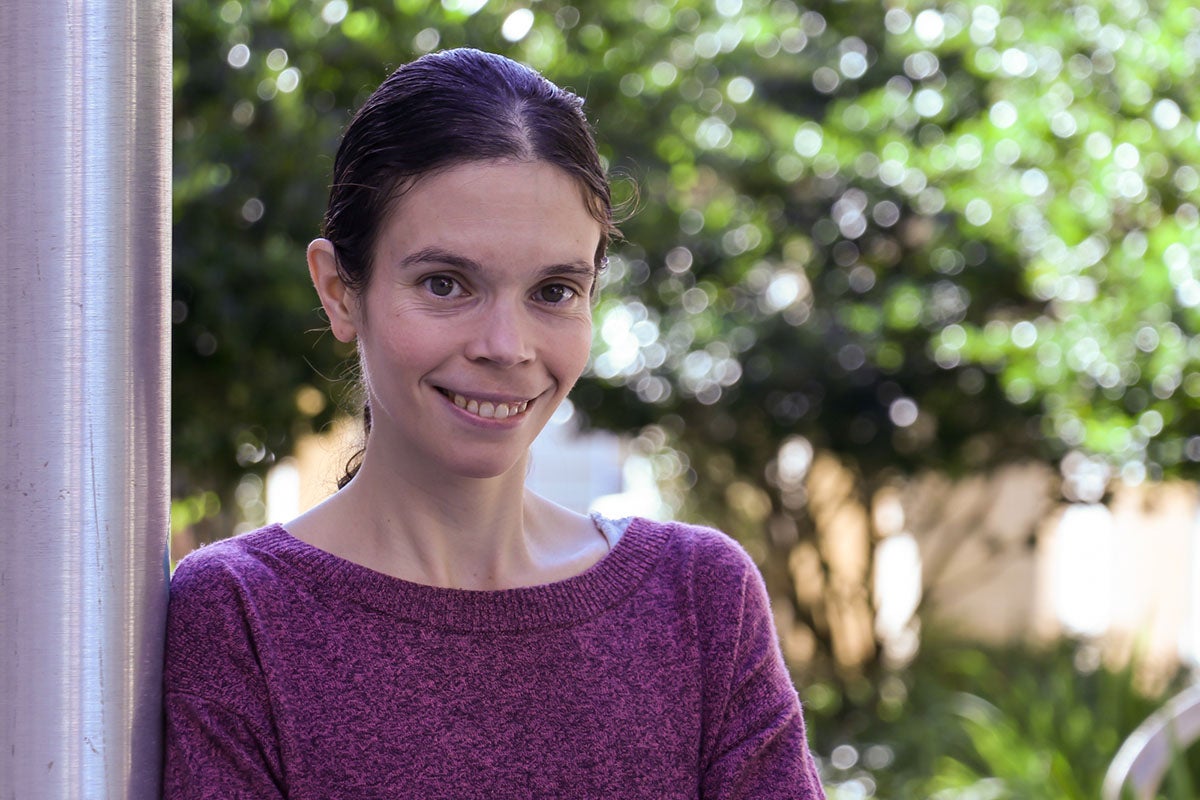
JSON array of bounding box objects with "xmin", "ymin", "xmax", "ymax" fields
[{"xmin": 164, "ymin": 517, "xmax": 826, "ymax": 799}]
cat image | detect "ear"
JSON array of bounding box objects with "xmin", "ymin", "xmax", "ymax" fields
[{"xmin": 308, "ymin": 238, "xmax": 359, "ymax": 343}]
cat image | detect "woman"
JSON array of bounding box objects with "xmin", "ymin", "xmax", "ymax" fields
[{"xmin": 164, "ymin": 48, "xmax": 825, "ymax": 799}]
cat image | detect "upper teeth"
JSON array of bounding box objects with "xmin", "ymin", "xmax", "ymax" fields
[{"xmin": 450, "ymin": 392, "xmax": 529, "ymax": 420}]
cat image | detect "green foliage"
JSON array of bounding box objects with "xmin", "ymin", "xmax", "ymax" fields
[
  {"xmin": 808, "ymin": 636, "xmax": 1200, "ymax": 799},
  {"xmin": 578, "ymin": 0, "xmax": 1200, "ymax": 502},
  {"xmin": 175, "ymin": 0, "xmax": 1200, "ymax": 508}
]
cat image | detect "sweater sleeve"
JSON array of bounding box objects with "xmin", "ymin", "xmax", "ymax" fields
[
  {"xmin": 693, "ymin": 532, "xmax": 826, "ymax": 800},
  {"xmin": 163, "ymin": 547, "xmax": 286, "ymax": 800}
]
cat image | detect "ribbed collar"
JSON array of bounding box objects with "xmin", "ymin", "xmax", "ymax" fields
[{"xmin": 243, "ymin": 517, "xmax": 672, "ymax": 633}]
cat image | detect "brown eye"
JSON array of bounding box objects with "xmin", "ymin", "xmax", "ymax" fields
[
  {"xmin": 537, "ymin": 284, "xmax": 575, "ymax": 304},
  {"xmin": 426, "ymin": 276, "xmax": 458, "ymax": 297}
]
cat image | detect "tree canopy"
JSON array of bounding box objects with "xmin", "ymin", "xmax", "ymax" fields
[{"xmin": 174, "ymin": 0, "xmax": 1200, "ymax": 498}]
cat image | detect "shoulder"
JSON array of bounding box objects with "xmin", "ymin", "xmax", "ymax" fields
[
  {"xmin": 169, "ymin": 522, "xmax": 297, "ymax": 585},
  {"xmin": 629, "ymin": 516, "xmax": 748, "ymax": 557},
  {"xmin": 170, "ymin": 525, "xmax": 289, "ymax": 595},
  {"xmin": 635, "ymin": 517, "xmax": 760, "ymax": 588},
  {"xmin": 167, "ymin": 526, "xmax": 294, "ymax": 650},
  {"xmin": 166, "ymin": 526, "xmax": 295, "ymax": 694},
  {"xmin": 623, "ymin": 518, "xmax": 767, "ymax": 629}
]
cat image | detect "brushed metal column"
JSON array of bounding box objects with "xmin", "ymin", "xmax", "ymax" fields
[{"xmin": 0, "ymin": 0, "xmax": 171, "ymax": 797}]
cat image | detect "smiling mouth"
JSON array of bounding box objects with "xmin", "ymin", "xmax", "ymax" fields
[{"xmin": 438, "ymin": 389, "xmax": 531, "ymax": 420}]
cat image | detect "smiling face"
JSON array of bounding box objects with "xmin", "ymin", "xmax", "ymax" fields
[{"xmin": 311, "ymin": 159, "xmax": 602, "ymax": 484}]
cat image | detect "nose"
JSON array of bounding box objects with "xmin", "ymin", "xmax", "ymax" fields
[{"xmin": 463, "ymin": 301, "xmax": 535, "ymax": 367}]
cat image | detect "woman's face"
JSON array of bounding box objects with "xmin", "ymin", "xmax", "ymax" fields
[{"xmin": 336, "ymin": 159, "xmax": 602, "ymax": 482}]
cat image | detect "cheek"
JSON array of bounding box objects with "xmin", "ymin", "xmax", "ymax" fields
[
  {"xmin": 358, "ymin": 318, "xmax": 435, "ymax": 376},
  {"xmin": 556, "ymin": 322, "xmax": 594, "ymax": 382}
]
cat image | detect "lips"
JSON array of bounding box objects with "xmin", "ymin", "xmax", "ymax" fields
[{"xmin": 439, "ymin": 388, "xmax": 531, "ymax": 420}]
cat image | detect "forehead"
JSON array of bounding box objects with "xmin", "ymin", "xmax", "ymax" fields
[{"xmin": 375, "ymin": 160, "xmax": 602, "ymax": 269}]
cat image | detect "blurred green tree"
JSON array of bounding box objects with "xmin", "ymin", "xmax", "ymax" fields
[{"xmin": 173, "ymin": 0, "xmax": 1200, "ymax": 678}]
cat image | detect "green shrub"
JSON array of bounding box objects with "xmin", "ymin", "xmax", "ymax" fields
[{"xmin": 804, "ymin": 635, "xmax": 1200, "ymax": 799}]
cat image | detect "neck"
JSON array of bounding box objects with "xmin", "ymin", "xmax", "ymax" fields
[
  {"xmin": 351, "ymin": 444, "xmax": 533, "ymax": 586},
  {"xmin": 289, "ymin": 443, "xmax": 602, "ymax": 591}
]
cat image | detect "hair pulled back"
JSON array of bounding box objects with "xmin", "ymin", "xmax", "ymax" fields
[
  {"xmin": 323, "ymin": 49, "xmax": 614, "ymax": 488},
  {"xmin": 324, "ymin": 47, "xmax": 615, "ymax": 297}
]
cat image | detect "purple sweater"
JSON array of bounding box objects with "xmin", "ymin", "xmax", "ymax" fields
[{"xmin": 164, "ymin": 517, "xmax": 825, "ymax": 798}]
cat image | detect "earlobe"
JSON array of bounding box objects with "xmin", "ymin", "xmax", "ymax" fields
[{"xmin": 307, "ymin": 238, "xmax": 358, "ymax": 342}]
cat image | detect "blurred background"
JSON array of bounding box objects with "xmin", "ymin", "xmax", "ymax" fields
[{"xmin": 172, "ymin": 0, "xmax": 1200, "ymax": 795}]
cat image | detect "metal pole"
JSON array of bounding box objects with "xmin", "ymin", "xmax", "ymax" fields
[{"xmin": 0, "ymin": 0, "xmax": 171, "ymax": 796}]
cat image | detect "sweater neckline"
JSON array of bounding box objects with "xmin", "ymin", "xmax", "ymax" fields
[{"xmin": 249, "ymin": 517, "xmax": 671, "ymax": 632}]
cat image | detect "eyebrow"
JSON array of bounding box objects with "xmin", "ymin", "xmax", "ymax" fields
[{"xmin": 399, "ymin": 246, "xmax": 597, "ymax": 283}]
